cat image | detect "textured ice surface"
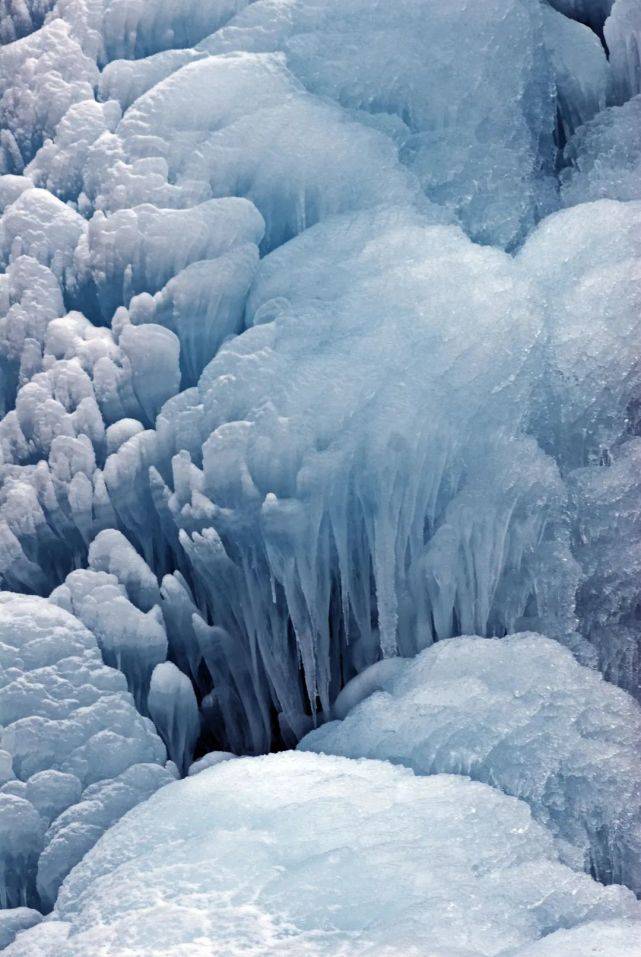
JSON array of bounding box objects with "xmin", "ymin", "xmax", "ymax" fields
[
  {"xmin": 0, "ymin": 20, "xmax": 97, "ymax": 173},
  {"xmin": 0, "ymin": 907, "xmax": 42, "ymax": 949},
  {"xmin": 0, "ymin": 0, "xmax": 640, "ymax": 941},
  {"xmin": 515, "ymin": 920, "xmax": 641, "ymax": 956},
  {"xmin": 0, "ymin": 593, "xmax": 172, "ymax": 909},
  {"xmin": 561, "ymin": 96, "xmax": 641, "ymax": 205},
  {"xmin": 5, "ymin": 752, "xmax": 641, "ymax": 957},
  {"xmin": 517, "ymin": 199, "xmax": 641, "ymax": 470},
  {"xmin": 199, "ymin": 0, "xmax": 559, "ymax": 248},
  {"xmin": 300, "ymin": 634, "xmax": 641, "ymax": 892}
]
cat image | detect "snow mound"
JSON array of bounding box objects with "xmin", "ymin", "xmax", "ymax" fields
[{"xmin": 5, "ymin": 752, "xmax": 641, "ymax": 957}]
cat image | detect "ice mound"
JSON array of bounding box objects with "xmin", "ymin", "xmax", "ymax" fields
[
  {"xmin": 0, "ymin": 593, "xmax": 173, "ymax": 909},
  {"xmin": 25, "ymin": 99, "xmax": 122, "ymax": 203},
  {"xmin": 47, "ymin": 0, "xmax": 252, "ymax": 66},
  {"xmin": 517, "ymin": 199, "xmax": 641, "ymax": 471},
  {"xmin": 0, "ymin": 20, "xmax": 97, "ymax": 174},
  {"xmin": 200, "ymin": 0, "xmax": 560, "ymax": 247},
  {"xmin": 299, "ymin": 633, "xmax": 641, "ymax": 892},
  {"xmin": 108, "ymin": 51, "xmax": 425, "ymax": 250},
  {"xmin": 0, "ymin": 907, "xmax": 42, "ymax": 949},
  {"xmin": 5, "ymin": 752, "xmax": 641, "ymax": 957}
]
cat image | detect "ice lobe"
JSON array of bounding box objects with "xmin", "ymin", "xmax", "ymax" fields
[
  {"xmin": 517, "ymin": 199, "xmax": 641, "ymax": 471},
  {"xmin": 0, "ymin": 254, "xmax": 64, "ymax": 416},
  {"xmin": 300, "ymin": 634, "xmax": 641, "ymax": 892},
  {"xmin": 0, "ymin": 907, "xmax": 42, "ymax": 950},
  {"xmin": 50, "ymin": 569, "xmax": 167, "ymax": 711},
  {"xmin": 76, "ymin": 197, "xmax": 264, "ymax": 323},
  {"xmin": 0, "ymin": 19, "xmax": 97, "ymax": 174},
  {"xmin": 0, "ymin": 188, "xmax": 86, "ymax": 297},
  {"xmin": 36, "ymin": 762, "xmax": 175, "ymax": 911},
  {"xmin": 46, "ymin": 0, "xmax": 252, "ymax": 66},
  {"xmin": 0, "ymin": 593, "xmax": 172, "ymax": 908},
  {"xmin": 25, "ymin": 99, "xmax": 121, "ymax": 204},
  {"xmin": 111, "ymin": 52, "xmax": 425, "ymax": 251},
  {"xmin": 6, "ymin": 752, "xmax": 641, "ymax": 957}
]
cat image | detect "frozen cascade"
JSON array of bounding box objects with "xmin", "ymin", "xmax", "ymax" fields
[{"xmin": 0, "ymin": 0, "xmax": 640, "ymax": 942}]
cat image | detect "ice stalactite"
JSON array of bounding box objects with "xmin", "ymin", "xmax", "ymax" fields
[{"xmin": 148, "ymin": 661, "xmax": 199, "ymax": 773}]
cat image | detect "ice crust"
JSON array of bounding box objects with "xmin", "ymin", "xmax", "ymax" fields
[{"xmin": 5, "ymin": 752, "xmax": 641, "ymax": 957}]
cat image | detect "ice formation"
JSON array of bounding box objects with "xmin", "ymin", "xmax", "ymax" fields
[
  {"xmin": 0, "ymin": 593, "xmax": 174, "ymax": 910},
  {"xmin": 300, "ymin": 634, "xmax": 641, "ymax": 891},
  {"xmin": 6, "ymin": 753, "xmax": 641, "ymax": 957},
  {"xmin": 0, "ymin": 0, "xmax": 640, "ymax": 947}
]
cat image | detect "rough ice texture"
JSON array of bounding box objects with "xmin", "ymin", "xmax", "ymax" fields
[
  {"xmin": 515, "ymin": 920, "xmax": 641, "ymax": 956},
  {"xmin": 0, "ymin": 0, "xmax": 640, "ymax": 939},
  {"xmin": 111, "ymin": 199, "xmax": 576, "ymax": 753},
  {"xmin": 0, "ymin": 593, "xmax": 173, "ymax": 910},
  {"xmin": 5, "ymin": 753, "xmax": 641, "ymax": 957},
  {"xmin": 561, "ymin": 95, "xmax": 641, "ymax": 205},
  {"xmin": 198, "ymin": 0, "xmax": 560, "ymax": 248},
  {"xmin": 0, "ymin": 907, "xmax": 42, "ymax": 950},
  {"xmin": 299, "ymin": 634, "xmax": 641, "ymax": 893}
]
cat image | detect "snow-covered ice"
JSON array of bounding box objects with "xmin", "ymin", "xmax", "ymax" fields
[
  {"xmin": 5, "ymin": 752, "xmax": 641, "ymax": 957},
  {"xmin": 299, "ymin": 633, "xmax": 641, "ymax": 892}
]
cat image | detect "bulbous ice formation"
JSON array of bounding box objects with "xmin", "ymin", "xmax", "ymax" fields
[
  {"xmin": 0, "ymin": 593, "xmax": 173, "ymax": 909},
  {"xmin": 300, "ymin": 633, "xmax": 641, "ymax": 892}
]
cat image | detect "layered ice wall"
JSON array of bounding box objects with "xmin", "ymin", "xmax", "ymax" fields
[{"xmin": 0, "ymin": 0, "xmax": 641, "ymax": 943}]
